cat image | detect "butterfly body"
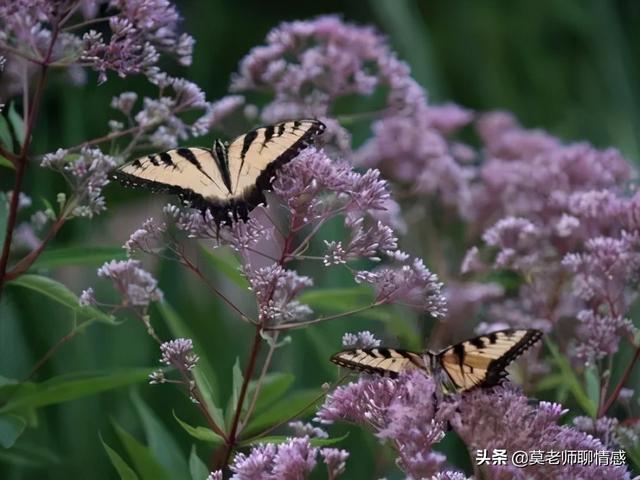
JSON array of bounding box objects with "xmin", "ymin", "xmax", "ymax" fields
[
  {"xmin": 112, "ymin": 119, "xmax": 326, "ymax": 224},
  {"xmin": 331, "ymin": 329, "xmax": 543, "ymax": 393}
]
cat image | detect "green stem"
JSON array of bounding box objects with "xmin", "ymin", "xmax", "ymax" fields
[
  {"xmin": 266, "ymin": 303, "xmax": 378, "ymax": 331},
  {"xmin": 221, "ymin": 327, "xmax": 263, "ymax": 466}
]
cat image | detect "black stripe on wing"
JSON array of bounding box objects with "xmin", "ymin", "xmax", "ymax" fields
[
  {"xmin": 483, "ymin": 329, "xmax": 542, "ymax": 384},
  {"xmin": 111, "ymin": 169, "xmax": 247, "ymax": 225},
  {"xmin": 473, "ymin": 329, "xmax": 543, "ymax": 389},
  {"xmin": 330, "ymin": 348, "xmax": 424, "ymax": 377},
  {"xmin": 239, "ymin": 120, "xmax": 326, "ymax": 211}
]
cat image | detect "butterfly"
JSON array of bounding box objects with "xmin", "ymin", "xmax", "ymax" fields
[
  {"xmin": 111, "ymin": 119, "xmax": 325, "ymax": 224},
  {"xmin": 330, "ymin": 329, "xmax": 543, "ymax": 393}
]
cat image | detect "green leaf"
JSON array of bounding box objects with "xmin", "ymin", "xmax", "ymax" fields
[
  {"xmin": 243, "ymin": 389, "xmax": 321, "ymax": 438},
  {"xmin": 189, "ymin": 446, "xmax": 209, "ymax": 480},
  {"xmin": 31, "ymin": 246, "xmax": 127, "ymax": 270},
  {"xmin": 369, "ymin": 0, "xmax": 441, "ymax": 95},
  {"xmin": 242, "ymin": 432, "xmax": 349, "ymax": 448},
  {"xmin": 0, "ymin": 413, "xmax": 26, "ymax": 448},
  {"xmin": 226, "ymin": 357, "xmax": 244, "ymax": 427},
  {"xmin": 625, "ymin": 442, "xmax": 640, "ymax": 472},
  {"xmin": 199, "ymin": 246, "xmax": 248, "ymax": 289},
  {"xmin": 0, "ymin": 368, "xmax": 153, "ymax": 413},
  {"xmin": 0, "ymin": 113, "xmax": 12, "ymax": 151},
  {"xmin": 101, "ymin": 435, "xmax": 140, "ymax": 480},
  {"xmin": 545, "ymin": 339, "xmax": 597, "ymax": 417},
  {"xmin": 8, "ymin": 274, "xmax": 116, "ymax": 324},
  {"xmin": 298, "ymin": 287, "xmax": 372, "ymax": 309},
  {"xmin": 156, "ymin": 302, "xmax": 224, "ymax": 426},
  {"xmin": 0, "ymin": 156, "xmax": 14, "ymax": 170},
  {"xmin": 585, "ymin": 364, "xmax": 601, "ymax": 412},
  {"xmin": 112, "ymin": 421, "xmax": 170, "ymax": 480},
  {"xmin": 0, "ymin": 442, "xmax": 60, "ymax": 468},
  {"xmin": 131, "ymin": 391, "xmax": 189, "ymax": 479},
  {"xmin": 173, "ymin": 411, "xmax": 224, "ymax": 445},
  {"xmin": 297, "ymin": 287, "xmax": 399, "ymax": 324},
  {"xmin": 247, "ymin": 373, "xmax": 294, "ymax": 415},
  {"xmin": 8, "ymin": 103, "xmax": 24, "ymax": 145},
  {"xmin": 535, "ymin": 373, "xmax": 565, "ymax": 391}
]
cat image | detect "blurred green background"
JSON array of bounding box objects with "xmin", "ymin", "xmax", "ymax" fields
[{"xmin": 1, "ymin": 0, "xmax": 639, "ymax": 478}]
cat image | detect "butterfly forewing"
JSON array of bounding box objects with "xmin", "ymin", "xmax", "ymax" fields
[
  {"xmin": 330, "ymin": 348, "xmax": 426, "ymax": 377},
  {"xmin": 437, "ymin": 329, "xmax": 543, "ymax": 392},
  {"xmin": 227, "ymin": 119, "xmax": 325, "ymax": 200}
]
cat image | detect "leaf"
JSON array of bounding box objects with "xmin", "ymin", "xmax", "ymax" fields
[
  {"xmin": 31, "ymin": 246, "xmax": 127, "ymax": 270},
  {"xmin": 242, "ymin": 432, "xmax": 349, "ymax": 448},
  {"xmin": 369, "ymin": 0, "xmax": 441, "ymax": 94},
  {"xmin": 101, "ymin": 434, "xmax": 140, "ymax": 480},
  {"xmin": 535, "ymin": 373, "xmax": 564, "ymax": 391},
  {"xmin": 131, "ymin": 391, "xmax": 189, "ymax": 479},
  {"xmin": 189, "ymin": 446, "xmax": 209, "ymax": 480},
  {"xmin": 156, "ymin": 302, "xmax": 224, "ymax": 426},
  {"xmin": 0, "ymin": 156, "xmax": 14, "ymax": 170},
  {"xmin": 0, "ymin": 413, "xmax": 26, "ymax": 448},
  {"xmin": 7, "ymin": 274, "xmax": 116, "ymax": 324},
  {"xmin": 243, "ymin": 389, "xmax": 321, "ymax": 438},
  {"xmin": 545, "ymin": 339, "xmax": 597, "ymax": 417},
  {"xmin": 298, "ymin": 287, "xmax": 372, "ymax": 309},
  {"xmin": 0, "ymin": 442, "xmax": 60, "ymax": 467},
  {"xmin": 199, "ymin": 246, "xmax": 248, "ymax": 289},
  {"xmin": 585, "ymin": 364, "xmax": 601, "ymax": 413},
  {"xmin": 0, "ymin": 368, "xmax": 153, "ymax": 413},
  {"xmin": 173, "ymin": 411, "xmax": 224, "ymax": 445},
  {"xmin": 0, "ymin": 113, "xmax": 12, "ymax": 151},
  {"xmin": 112, "ymin": 421, "xmax": 170, "ymax": 480},
  {"xmin": 246, "ymin": 373, "xmax": 294, "ymax": 415},
  {"xmin": 226, "ymin": 357, "xmax": 244, "ymax": 427},
  {"xmin": 8, "ymin": 103, "xmax": 24, "ymax": 145}
]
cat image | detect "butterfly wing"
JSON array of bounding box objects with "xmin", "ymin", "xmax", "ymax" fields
[
  {"xmin": 226, "ymin": 119, "xmax": 325, "ymax": 206},
  {"xmin": 437, "ymin": 329, "xmax": 543, "ymax": 392},
  {"xmin": 330, "ymin": 348, "xmax": 426, "ymax": 377},
  {"xmin": 112, "ymin": 119, "xmax": 324, "ymax": 223},
  {"xmin": 112, "ymin": 147, "xmax": 233, "ymax": 212}
]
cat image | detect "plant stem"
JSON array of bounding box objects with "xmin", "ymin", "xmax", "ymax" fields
[
  {"xmin": 179, "ymin": 252, "xmax": 255, "ymax": 325},
  {"xmin": 0, "ymin": 15, "xmax": 63, "ymax": 301},
  {"xmin": 24, "ymin": 326, "xmax": 77, "ymax": 381},
  {"xmin": 599, "ymin": 345, "xmax": 640, "ymax": 417},
  {"xmin": 189, "ymin": 382, "xmax": 229, "ymax": 442},
  {"xmin": 265, "ymin": 303, "xmax": 378, "ymax": 331},
  {"xmin": 222, "ymin": 326, "xmax": 263, "ymax": 466},
  {"xmin": 240, "ymin": 373, "xmax": 349, "ymax": 443},
  {"xmin": 0, "ymin": 145, "xmax": 18, "ymax": 164},
  {"xmin": 63, "ymin": 16, "xmax": 111, "ymax": 32},
  {"xmin": 238, "ymin": 332, "xmax": 280, "ymax": 433},
  {"xmin": 5, "ymin": 215, "xmax": 66, "ymax": 281}
]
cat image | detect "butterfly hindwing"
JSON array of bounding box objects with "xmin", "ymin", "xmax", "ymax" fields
[
  {"xmin": 113, "ymin": 147, "xmax": 232, "ymax": 208},
  {"xmin": 437, "ymin": 329, "xmax": 543, "ymax": 392},
  {"xmin": 330, "ymin": 348, "xmax": 426, "ymax": 377},
  {"xmin": 112, "ymin": 119, "xmax": 325, "ymax": 223}
]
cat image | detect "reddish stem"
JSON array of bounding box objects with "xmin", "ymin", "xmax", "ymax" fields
[
  {"xmin": 599, "ymin": 346, "xmax": 640, "ymax": 417},
  {"xmin": 5, "ymin": 216, "xmax": 66, "ymax": 281},
  {"xmin": 0, "ymin": 145, "xmax": 18, "ymax": 164},
  {"xmin": 0, "ymin": 20, "xmax": 60, "ymax": 301},
  {"xmin": 220, "ymin": 326, "xmax": 263, "ymax": 467},
  {"xmin": 24, "ymin": 328, "xmax": 78, "ymax": 382},
  {"xmin": 0, "ymin": 156, "xmax": 28, "ymax": 298}
]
